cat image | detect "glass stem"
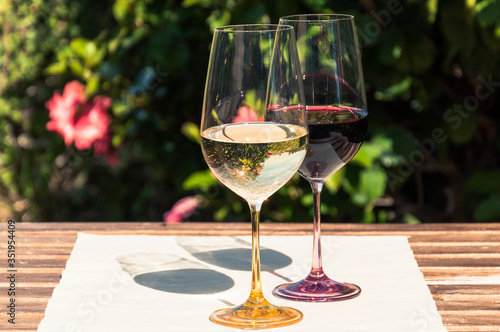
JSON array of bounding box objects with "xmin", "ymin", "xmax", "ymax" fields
[
  {"xmin": 308, "ymin": 181, "xmax": 326, "ymax": 280},
  {"xmin": 246, "ymin": 201, "xmax": 269, "ymax": 306}
]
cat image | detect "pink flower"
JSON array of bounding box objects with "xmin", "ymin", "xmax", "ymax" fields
[
  {"xmin": 163, "ymin": 197, "xmax": 201, "ymax": 224},
  {"xmin": 45, "ymin": 81, "xmax": 111, "ymax": 150},
  {"xmin": 232, "ymin": 106, "xmax": 264, "ymax": 123},
  {"xmin": 93, "ymin": 130, "xmax": 119, "ymax": 167}
]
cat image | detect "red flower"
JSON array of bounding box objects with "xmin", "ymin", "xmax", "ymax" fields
[
  {"xmin": 45, "ymin": 81, "xmax": 111, "ymax": 150},
  {"xmin": 46, "ymin": 81, "xmax": 118, "ymax": 166},
  {"xmin": 163, "ymin": 197, "xmax": 201, "ymax": 224},
  {"xmin": 232, "ymin": 106, "xmax": 264, "ymax": 123},
  {"xmin": 93, "ymin": 130, "xmax": 119, "ymax": 167}
]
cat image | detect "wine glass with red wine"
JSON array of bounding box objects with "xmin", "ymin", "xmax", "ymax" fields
[{"xmin": 273, "ymin": 14, "xmax": 368, "ymax": 302}]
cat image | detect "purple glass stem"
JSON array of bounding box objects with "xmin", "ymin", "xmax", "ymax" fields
[
  {"xmin": 272, "ymin": 176, "xmax": 361, "ymax": 302},
  {"xmin": 308, "ymin": 180, "xmax": 326, "ymax": 281}
]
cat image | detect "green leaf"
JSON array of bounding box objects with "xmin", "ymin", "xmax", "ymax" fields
[
  {"xmin": 93, "ymin": 45, "xmax": 107, "ymax": 68},
  {"xmin": 374, "ymin": 76, "xmax": 413, "ymax": 101},
  {"xmin": 476, "ymin": 0, "xmax": 500, "ymax": 26},
  {"xmin": 149, "ymin": 29, "xmax": 189, "ymax": 70},
  {"xmin": 70, "ymin": 38, "xmax": 105, "ymax": 68},
  {"xmin": 394, "ymin": 36, "xmax": 436, "ymax": 73},
  {"xmin": 351, "ymin": 142, "xmax": 382, "ymax": 168},
  {"xmin": 108, "ymin": 28, "xmax": 128, "ymax": 54},
  {"xmin": 181, "ymin": 122, "xmax": 201, "ymax": 144},
  {"xmin": 426, "ymin": 0, "xmax": 439, "ymax": 23},
  {"xmin": 360, "ymin": 168, "xmax": 387, "ymax": 199},
  {"xmin": 304, "ymin": 0, "xmax": 328, "ymax": 11},
  {"xmin": 182, "ymin": 0, "xmax": 214, "ymax": 7},
  {"xmin": 86, "ymin": 75, "xmax": 101, "ymax": 97},
  {"xmin": 70, "ymin": 38, "xmax": 94, "ymax": 59},
  {"xmin": 372, "ymin": 126, "xmax": 417, "ymax": 167},
  {"xmin": 244, "ymin": 90, "xmax": 265, "ymax": 117},
  {"xmin": 377, "ymin": 27, "xmax": 404, "ymax": 65},
  {"xmin": 112, "ymin": 100, "xmax": 132, "ymax": 119},
  {"xmin": 371, "ymin": 134, "xmax": 394, "ymax": 152},
  {"xmin": 464, "ymin": 170, "xmax": 500, "ymax": 194},
  {"xmin": 467, "ymin": 0, "xmax": 477, "ymax": 10},
  {"xmin": 360, "ymin": 210, "xmax": 376, "ymax": 223},
  {"xmin": 232, "ymin": 200, "xmax": 243, "ymax": 213},
  {"xmin": 113, "ymin": 0, "xmax": 135, "ymax": 22},
  {"xmin": 403, "ymin": 213, "xmax": 421, "ymax": 224},
  {"xmin": 461, "ymin": 40, "xmax": 499, "ymax": 76},
  {"xmin": 182, "ymin": 169, "xmax": 218, "ymax": 191},
  {"xmin": 351, "ymin": 167, "xmax": 387, "ymax": 206},
  {"xmin": 474, "ymin": 193, "xmax": 500, "ymax": 221},
  {"xmin": 44, "ymin": 61, "xmax": 67, "ymax": 75},
  {"xmin": 214, "ymin": 205, "xmax": 229, "ymax": 221},
  {"xmin": 70, "ymin": 38, "xmax": 89, "ymax": 56},
  {"xmin": 324, "ymin": 166, "xmax": 345, "ymax": 193},
  {"xmin": 207, "ymin": 9, "xmax": 231, "ymax": 32},
  {"xmin": 444, "ymin": 110, "xmax": 476, "ymax": 145},
  {"xmin": 320, "ymin": 202, "xmax": 329, "ymax": 214},
  {"xmin": 1, "ymin": 171, "xmax": 14, "ymax": 188},
  {"xmin": 440, "ymin": 1, "xmax": 475, "ymax": 55},
  {"xmin": 300, "ymin": 193, "xmax": 313, "ymax": 206},
  {"xmin": 68, "ymin": 59, "xmax": 84, "ymax": 77}
]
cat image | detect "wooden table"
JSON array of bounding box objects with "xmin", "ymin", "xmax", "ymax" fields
[{"xmin": 2, "ymin": 222, "xmax": 500, "ymax": 331}]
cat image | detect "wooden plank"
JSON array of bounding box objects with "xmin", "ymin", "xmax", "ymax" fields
[
  {"xmin": 446, "ymin": 326, "xmax": 500, "ymax": 332},
  {"xmin": 430, "ymin": 285, "xmax": 500, "ymax": 310},
  {"xmin": 440, "ymin": 310, "xmax": 500, "ymax": 324},
  {"xmin": 415, "ymin": 253, "xmax": 500, "ymax": 259},
  {"xmin": 11, "ymin": 221, "xmax": 500, "ymax": 232},
  {"xmin": 410, "ymin": 243, "xmax": 500, "ymax": 254},
  {"xmin": 5, "ymin": 247, "xmax": 75, "ymax": 254},
  {"xmin": 0, "ymin": 287, "xmax": 56, "ymax": 298},
  {"xmin": 416, "ymin": 257, "xmax": 500, "ymax": 267},
  {"xmin": 0, "ymin": 318, "xmax": 40, "ymax": 331},
  {"xmin": 421, "ymin": 267, "xmax": 500, "ymax": 284},
  {"xmin": 419, "ymin": 267, "xmax": 500, "ymax": 273}
]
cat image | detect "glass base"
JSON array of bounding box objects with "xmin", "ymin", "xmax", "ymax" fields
[
  {"xmin": 273, "ymin": 276, "xmax": 361, "ymax": 302},
  {"xmin": 209, "ymin": 298, "xmax": 303, "ymax": 329}
]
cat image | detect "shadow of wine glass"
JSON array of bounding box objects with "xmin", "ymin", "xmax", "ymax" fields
[
  {"xmin": 175, "ymin": 237, "xmax": 294, "ymax": 281},
  {"xmin": 116, "ymin": 252, "xmax": 234, "ymax": 295},
  {"xmin": 133, "ymin": 269, "xmax": 234, "ymax": 294},
  {"xmin": 192, "ymin": 248, "xmax": 292, "ymax": 272}
]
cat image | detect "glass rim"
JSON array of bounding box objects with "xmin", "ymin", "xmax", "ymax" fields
[
  {"xmin": 279, "ymin": 14, "xmax": 354, "ymax": 22},
  {"xmin": 214, "ymin": 24, "xmax": 294, "ymax": 33}
]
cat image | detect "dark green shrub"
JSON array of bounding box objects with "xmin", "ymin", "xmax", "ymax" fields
[{"xmin": 1, "ymin": 0, "xmax": 499, "ymax": 222}]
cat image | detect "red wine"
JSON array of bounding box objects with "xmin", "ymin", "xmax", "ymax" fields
[{"xmin": 299, "ymin": 106, "xmax": 367, "ymax": 182}]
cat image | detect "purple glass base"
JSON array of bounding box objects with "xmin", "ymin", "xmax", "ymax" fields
[{"xmin": 272, "ymin": 276, "xmax": 361, "ymax": 302}]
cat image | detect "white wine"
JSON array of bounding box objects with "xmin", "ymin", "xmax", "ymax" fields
[{"xmin": 201, "ymin": 122, "xmax": 308, "ymax": 203}]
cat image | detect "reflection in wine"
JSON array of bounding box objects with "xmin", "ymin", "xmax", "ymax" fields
[
  {"xmin": 202, "ymin": 122, "xmax": 308, "ymax": 203},
  {"xmin": 300, "ymin": 106, "xmax": 367, "ymax": 182}
]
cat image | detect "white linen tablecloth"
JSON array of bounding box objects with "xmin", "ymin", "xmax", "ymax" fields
[{"xmin": 37, "ymin": 233, "xmax": 446, "ymax": 331}]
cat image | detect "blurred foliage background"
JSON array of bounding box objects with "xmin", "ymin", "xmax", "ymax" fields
[{"xmin": 1, "ymin": 0, "xmax": 499, "ymax": 223}]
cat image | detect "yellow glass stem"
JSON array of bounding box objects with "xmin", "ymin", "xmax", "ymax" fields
[
  {"xmin": 248, "ymin": 201, "xmax": 266, "ymax": 304},
  {"xmin": 209, "ymin": 200, "xmax": 303, "ymax": 329}
]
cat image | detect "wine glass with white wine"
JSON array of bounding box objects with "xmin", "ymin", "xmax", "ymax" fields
[{"xmin": 200, "ymin": 24, "xmax": 308, "ymax": 329}]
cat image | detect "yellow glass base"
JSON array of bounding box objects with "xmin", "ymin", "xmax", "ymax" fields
[{"xmin": 209, "ymin": 297, "xmax": 303, "ymax": 329}]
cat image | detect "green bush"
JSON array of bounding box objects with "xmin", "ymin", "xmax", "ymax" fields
[{"xmin": 0, "ymin": 0, "xmax": 499, "ymax": 222}]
